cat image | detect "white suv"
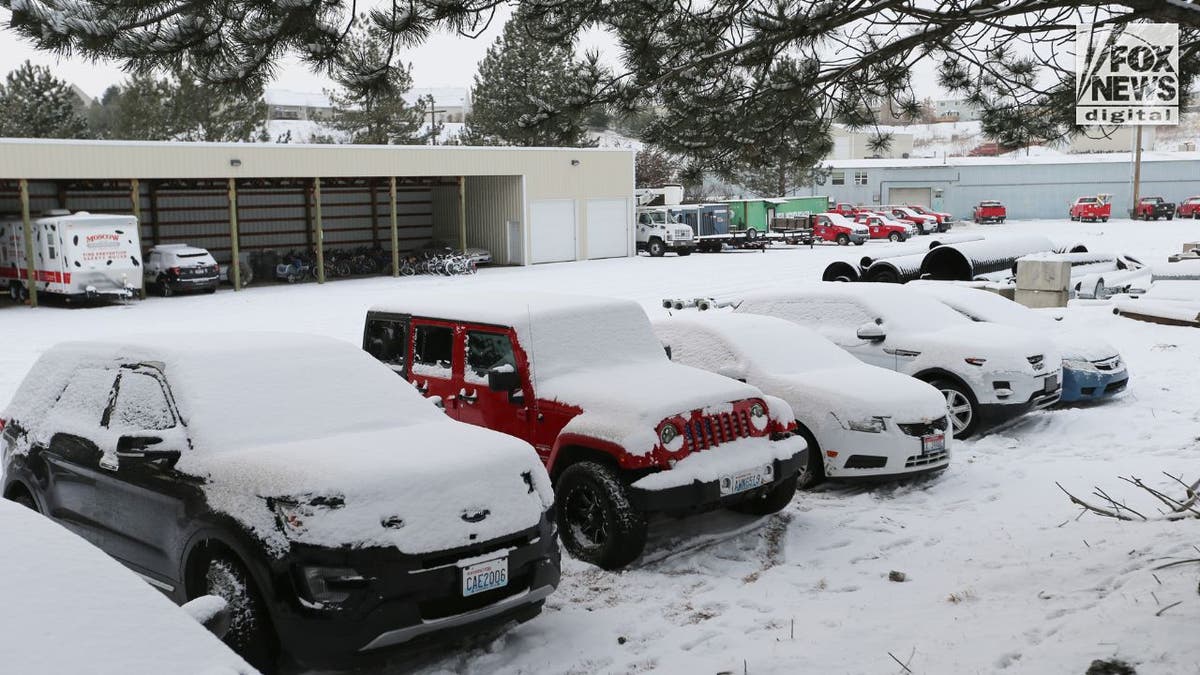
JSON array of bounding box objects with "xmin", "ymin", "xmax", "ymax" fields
[{"xmin": 730, "ymin": 283, "xmax": 1062, "ymax": 439}]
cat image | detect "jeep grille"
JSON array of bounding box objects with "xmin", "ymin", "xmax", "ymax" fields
[{"xmin": 682, "ymin": 410, "xmax": 753, "ymax": 451}]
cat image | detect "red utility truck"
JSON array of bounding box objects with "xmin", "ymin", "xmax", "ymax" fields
[
  {"xmin": 1133, "ymin": 196, "xmax": 1175, "ymax": 221},
  {"xmin": 813, "ymin": 213, "xmax": 870, "ymax": 245},
  {"xmin": 1068, "ymin": 195, "xmax": 1112, "ymax": 222},
  {"xmin": 1177, "ymin": 196, "xmax": 1200, "ymax": 219},
  {"xmin": 972, "ymin": 201, "xmax": 1007, "ymax": 224},
  {"xmin": 852, "ymin": 212, "xmax": 911, "ymax": 241},
  {"xmin": 362, "ymin": 293, "xmax": 806, "ymax": 570}
]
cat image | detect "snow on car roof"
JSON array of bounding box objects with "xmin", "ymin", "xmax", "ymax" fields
[
  {"xmin": 736, "ymin": 282, "xmax": 971, "ymax": 331},
  {"xmin": 0, "ymin": 500, "xmax": 255, "ymax": 674},
  {"xmin": 5, "ymin": 332, "xmax": 444, "ymax": 453},
  {"xmin": 905, "ymin": 281, "xmax": 1053, "ymax": 330},
  {"xmin": 654, "ymin": 312, "xmax": 860, "ymax": 373}
]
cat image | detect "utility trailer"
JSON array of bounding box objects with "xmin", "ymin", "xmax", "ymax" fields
[{"xmin": 1, "ymin": 211, "xmax": 142, "ymax": 302}]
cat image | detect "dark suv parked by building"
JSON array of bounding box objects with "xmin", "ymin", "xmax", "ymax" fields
[{"xmin": 1, "ymin": 334, "xmax": 559, "ymax": 672}]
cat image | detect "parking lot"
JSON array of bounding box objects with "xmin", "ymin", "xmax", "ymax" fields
[{"xmin": 2, "ymin": 219, "xmax": 1198, "ymax": 674}]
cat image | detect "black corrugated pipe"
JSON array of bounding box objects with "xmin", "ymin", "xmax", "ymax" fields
[
  {"xmin": 863, "ymin": 252, "xmax": 928, "ymax": 283},
  {"xmin": 822, "ymin": 260, "xmax": 862, "ymax": 282},
  {"xmin": 919, "ymin": 235, "xmax": 1055, "ymax": 281}
]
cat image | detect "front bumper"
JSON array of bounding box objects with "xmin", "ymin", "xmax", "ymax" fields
[
  {"xmin": 979, "ymin": 383, "xmax": 1062, "ymax": 424},
  {"xmin": 849, "ymin": 233, "xmax": 869, "ymax": 244},
  {"xmin": 821, "ymin": 424, "xmax": 950, "ymax": 480},
  {"xmin": 268, "ymin": 513, "xmax": 560, "ymax": 667},
  {"xmin": 628, "ymin": 435, "xmax": 807, "ymax": 513},
  {"xmin": 1060, "ymin": 366, "xmax": 1129, "ymax": 403}
]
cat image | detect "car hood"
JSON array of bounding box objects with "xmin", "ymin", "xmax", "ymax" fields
[
  {"xmin": 899, "ymin": 323, "xmax": 1059, "ymax": 372},
  {"xmin": 759, "ymin": 364, "xmax": 947, "ymax": 424},
  {"xmin": 1052, "ymin": 328, "xmax": 1120, "ymax": 363},
  {"xmin": 188, "ymin": 421, "xmax": 554, "ymax": 556},
  {"xmin": 542, "ymin": 361, "xmax": 790, "ymax": 456}
]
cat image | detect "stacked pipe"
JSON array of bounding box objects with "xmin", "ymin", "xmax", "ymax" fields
[{"xmin": 919, "ymin": 235, "xmax": 1056, "ymax": 281}]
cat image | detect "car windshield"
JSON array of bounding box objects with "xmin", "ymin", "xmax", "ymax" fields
[
  {"xmin": 733, "ymin": 322, "xmax": 860, "ymax": 374},
  {"xmin": 917, "ymin": 286, "xmax": 1054, "ymax": 329}
]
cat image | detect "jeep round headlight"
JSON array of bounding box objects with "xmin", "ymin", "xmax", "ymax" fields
[
  {"xmin": 750, "ymin": 403, "xmax": 766, "ymax": 418},
  {"xmin": 660, "ymin": 423, "xmax": 679, "ymax": 445}
]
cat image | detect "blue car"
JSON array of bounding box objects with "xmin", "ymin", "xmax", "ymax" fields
[{"xmin": 908, "ymin": 282, "xmax": 1129, "ymax": 404}]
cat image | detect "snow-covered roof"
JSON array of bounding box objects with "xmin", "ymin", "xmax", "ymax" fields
[
  {"xmin": 824, "ymin": 150, "xmax": 1200, "ymax": 169},
  {"xmin": 0, "ymin": 500, "xmax": 255, "ymax": 674}
]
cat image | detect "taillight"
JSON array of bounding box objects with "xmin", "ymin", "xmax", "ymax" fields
[
  {"xmin": 170, "ymin": 266, "xmax": 181, "ymax": 275},
  {"xmin": 0, "ymin": 418, "xmax": 7, "ymax": 433}
]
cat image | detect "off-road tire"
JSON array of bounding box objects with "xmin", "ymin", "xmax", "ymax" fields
[
  {"xmin": 556, "ymin": 461, "xmax": 647, "ymax": 570},
  {"xmin": 930, "ymin": 378, "xmax": 979, "ymax": 440},
  {"xmin": 730, "ymin": 474, "xmax": 799, "ymax": 515},
  {"xmin": 194, "ymin": 553, "xmax": 278, "ymax": 673},
  {"xmin": 647, "ymin": 239, "xmax": 666, "ymax": 258}
]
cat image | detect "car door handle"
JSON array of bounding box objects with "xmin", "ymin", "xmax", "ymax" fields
[{"xmin": 459, "ymin": 388, "xmax": 478, "ymax": 404}]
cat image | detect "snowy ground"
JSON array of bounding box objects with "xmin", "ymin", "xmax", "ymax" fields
[{"xmin": 2, "ymin": 220, "xmax": 1198, "ymax": 674}]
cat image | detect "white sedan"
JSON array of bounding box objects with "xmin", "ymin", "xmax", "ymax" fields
[
  {"xmin": 0, "ymin": 499, "xmax": 256, "ymax": 674},
  {"xmin": 654, "ymin": 312, "xmax": 951, "ymax": 486}
]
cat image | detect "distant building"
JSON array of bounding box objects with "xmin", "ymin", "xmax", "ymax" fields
[
  {"xmin": 828, "ymin": 125, "xmax": 915, "ymax": 161},
  {"xmin": 932, "ymin": 99, "xmax": 982, "ymax": 122},
  {"xmin": 1069, "ymin": 126, "xmax": 1157, "ymax": 154},
  {"xmin": 263, "ymin": 87, "xmax": 471, "ymax": 124}
]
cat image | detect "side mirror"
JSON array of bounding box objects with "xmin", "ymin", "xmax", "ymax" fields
[
  {"xmin": 115, "ymin": 434, "xmax": 180, "ymax": 466},
  {"xmin": 856, "ymin": 322, "xmax": 886, "ymax": 341},
  {"xmin": 487, "ymin": 368, "xmax": 522, "ymax": 393},
  {"xmin": 181, "ymin": 595, "xmax": 233, "ymax": 639}
]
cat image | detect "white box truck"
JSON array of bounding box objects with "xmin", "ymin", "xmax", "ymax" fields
[{"xmin": 0, "ymin": 211, "xmax": 143, "ymax": 302}]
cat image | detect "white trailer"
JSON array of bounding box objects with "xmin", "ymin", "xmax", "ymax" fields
[{"xmin": 0, "ymin": 211, "xmax": 143, "ymax": 302}]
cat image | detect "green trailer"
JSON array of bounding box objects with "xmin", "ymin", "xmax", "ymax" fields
[{"xmin": 722, "ymin": 196, "xmax": 830, "ymax": 232}]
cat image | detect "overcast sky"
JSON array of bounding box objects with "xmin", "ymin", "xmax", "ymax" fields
[{"xmin": 0, "ymin": 10, "xmax": 943, "ymax": 101}]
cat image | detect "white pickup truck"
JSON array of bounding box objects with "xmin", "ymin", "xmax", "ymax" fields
[{"xmin": 636, "ymin": 207, "xmax": 695, "ymax": 257}]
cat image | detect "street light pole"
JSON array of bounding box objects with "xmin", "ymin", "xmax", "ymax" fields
[{"xmin": 1131, "ymin": 125, "xmax": 1144, "ymax": 216}]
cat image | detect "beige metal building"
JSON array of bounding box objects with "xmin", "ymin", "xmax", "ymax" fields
[{"xmin": 0, "ymin": 139, "xmax": 636, "ymax": 290}]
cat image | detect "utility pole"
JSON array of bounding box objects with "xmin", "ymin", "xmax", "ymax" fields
[{"xmin": 1131, "ymin": 125, "xmax": 1144, "ymax": 216}]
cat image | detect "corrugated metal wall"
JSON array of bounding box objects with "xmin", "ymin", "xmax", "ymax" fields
[
  {"xmin": 466, "ymin": 176, "xmax": 522, "ymax": 264},
  {"xmin": 430, "ymin": 185, "xmax": 461, "ymax": 245}
]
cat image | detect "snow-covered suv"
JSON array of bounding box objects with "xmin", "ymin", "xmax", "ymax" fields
[
  {"xmin": 144, "ymin": 244, "xmax": 220, "ymax": 296},
  {"xmin": 363, "ymin": 293, "xmax": 806, "ymax": 570},
  {"xmin": 1, "ymin": 334, "xmax": 559, "ymax": 671},
  {"xmin": 730, "ymin": 283, "xmax": 1062, "ymax": 439},
  {"xmin": 654, "ymin": 313, "xmax": 952, "ymax": 486}
]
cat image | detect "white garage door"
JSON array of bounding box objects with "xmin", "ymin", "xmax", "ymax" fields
[
  {"xmin": 889, "ymin": 187, "xmax": 932, "ymax": 207},
  {"xmin": 585, "ymin": 198, "xmax": 630, "ymax": 259},
  {"xmin": 530, "ymin": 199, "xmax": 577, "ymax": 264}
]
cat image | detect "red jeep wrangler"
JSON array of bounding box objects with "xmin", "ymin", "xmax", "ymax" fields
[
  {"xmin": 813, "ymin": 213, "xmax": 869, "ymax": 245},
  {"xmin": 972, "ymin": 201, "xmax": 1006, "ymax": 224},
  {"xmin": 1178, "ymin": 196, "xmax": 1200, "ymax": 219},
  {"xmin": 363, "ymin": 293, "xmax": 806, "ymax": 569},
  {"xmin": 852, "ymin": 212, "xmax": 910, "ymax": 241},
  {"xmin": 1069, "ymin": 196, "xmax": 1112, "ymax": 222}
]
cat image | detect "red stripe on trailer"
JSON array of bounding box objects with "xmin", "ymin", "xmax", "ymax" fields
[{"xmin": 0, "ymin": 267, "xmax": 71, "ymax": 284}]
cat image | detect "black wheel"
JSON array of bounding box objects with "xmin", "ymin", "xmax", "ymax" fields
[
  {"xmin": 647, "ymin": 239, "xmax": 666, "ymax": 257},
  {"xmin": 794, "ymin": 427, "xmax": 825, "ymax": 489},
  {"xmin": 888, "ymin": 232, "xmax": 901, "ymax": 242},
  {"xmin": 729, "ymin": 473, "xmax": 799, "ymax": 515},
  {"xmin": 676, "ymin": 247, "xmax": 692, "ymax": 256},
  {"xmin": 1101, "ymin": 217, "xmax": 1109, "ymax": 222},
  {"xmin": 1167, "ymin": 215, "xmax": 1174, "ymax": 221},
  {"xmin": 193, "ymin": 552, "xmax": 278, "ymax": 672},
  {"xmin": 930, "ymin": 378, "xmax": 979, "ymax": 440},
  {"xmin": 9, "ymin": 282, "xmax": 28, "ymax": 303},
  {"xmin": 205, "ymin": 287, "xmax": 217, "ymax": 294},
  {"xmin": 836, "ymin": 233, "xmax": 850, "ymax": 246},
  {"xmin": 158, "ymin": 277, "xmax": 173, "ymax": 297},
  {"xmin": 555, "ymin": 461, "xmax": 647, "ymax": 570},
  {"xmin": 7, "ymin": 488, "xmax": 38, "ymax": 512}
]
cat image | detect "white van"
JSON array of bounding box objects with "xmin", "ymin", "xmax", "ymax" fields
[{"xmin": 0, "ymin": 211, "xmax": 142, "ymax": 302}]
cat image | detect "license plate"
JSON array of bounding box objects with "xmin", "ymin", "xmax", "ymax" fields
[
  {"xmin": 1044, "ymin": 374, "xmax": 1059, "ymax": 393},
  {"xmin": 721, "ymin": 467, "xmax": 770, "ymax": 496},
  {"xmin": 922, "ymin": 434, "xmax": 945, "ymax": 455},
  {"xmin": 461, "ymin": 557, "xmax": 508, "ymax": 597}
]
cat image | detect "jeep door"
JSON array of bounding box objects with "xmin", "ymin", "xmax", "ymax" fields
[
  {"xmin": 93, "ymin": 366, "xmax": 195, "ymax": 588},
  {"xmin": 456, "ymin": 327, "xmax": 532, "ymax": 442},
  {"xmin": 408, "ymin": 319, "xmax": 462, "ymax": 411}
]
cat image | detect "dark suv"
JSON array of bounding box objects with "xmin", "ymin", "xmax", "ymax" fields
[{"xmin": 1, "ymin": 334, "xmax": 559, "ymax": 672}]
